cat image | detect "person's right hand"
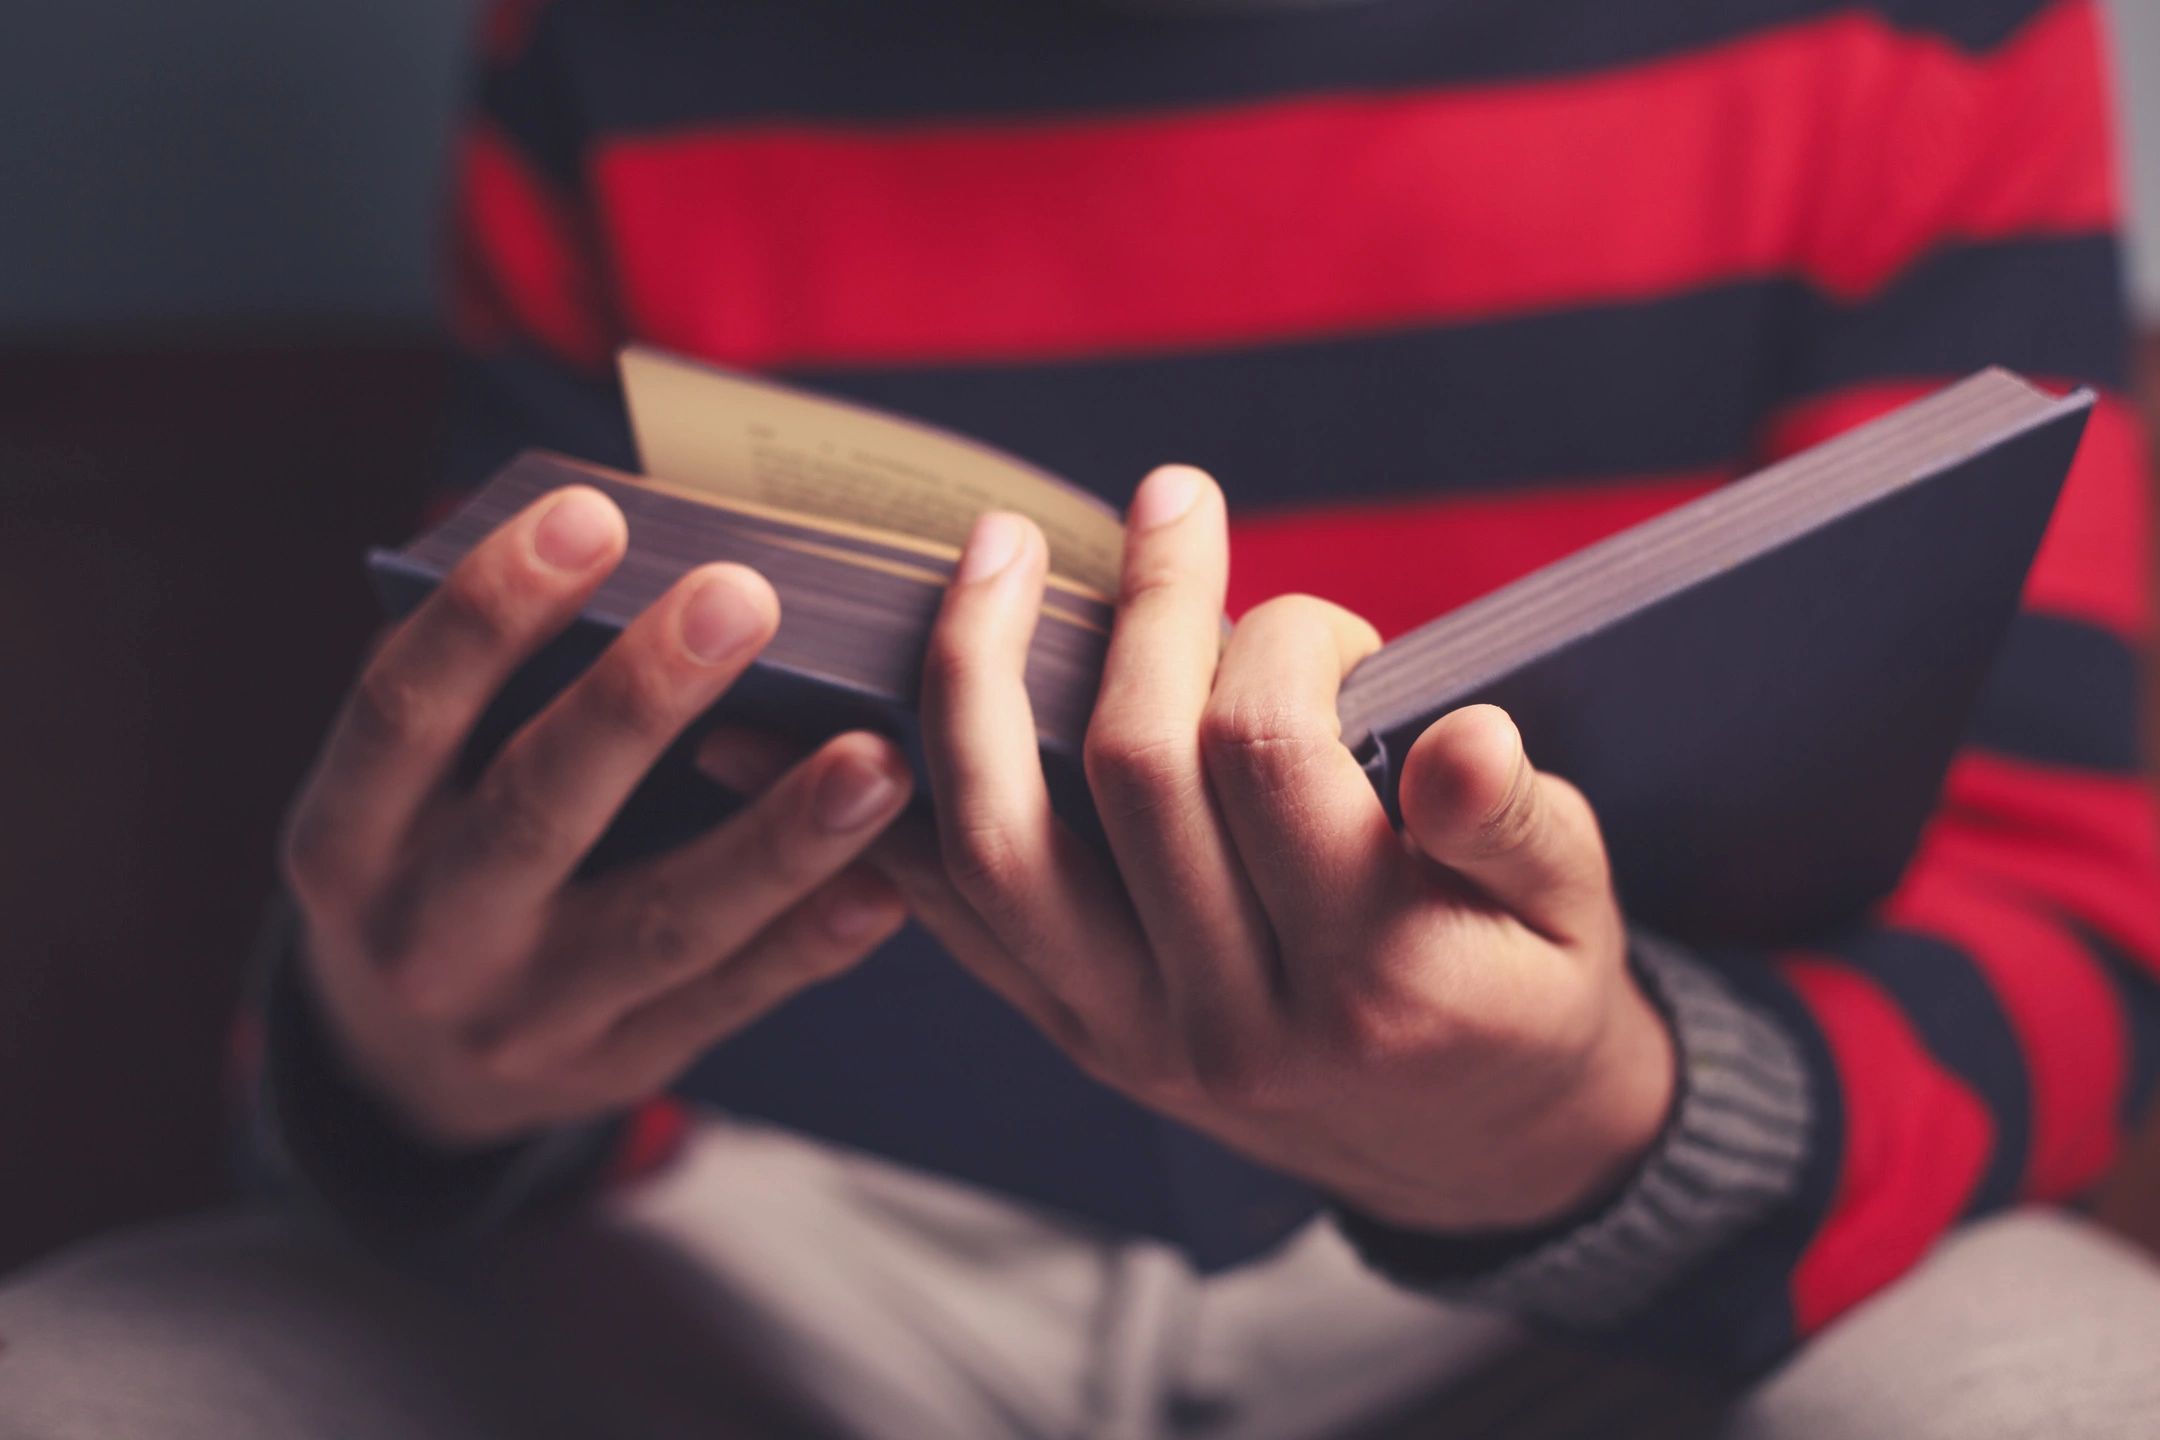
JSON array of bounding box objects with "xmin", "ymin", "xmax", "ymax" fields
[{"xmin": 279, "ymin": 486, "xmax": 914, "ymax": 1149}]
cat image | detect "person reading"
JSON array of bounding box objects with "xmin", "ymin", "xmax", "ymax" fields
[{"xmin": 5, "ymin": 1, "xmax": 2160, "ymax": 1435}]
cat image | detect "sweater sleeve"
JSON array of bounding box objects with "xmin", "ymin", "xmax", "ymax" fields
[
  {"xmin": 439, "ymin": 0, "xmax": 637, "ymax": 500},
  {"xmin": 1350, "ymin": 0, "xmax": 2160, "ymax": 1372},
  {"xmin": 232, "ymin": 0, "xmax": 670, "ymax": 1236},
  {"xmin": 1706, "ymin": 0, "xmax": 2160, "ymax": 1366}
]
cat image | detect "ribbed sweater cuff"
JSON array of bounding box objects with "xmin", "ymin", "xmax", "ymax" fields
[{"xmin": 1337, "ymin": 929, "xmax": 1813, "ymax": 1330}]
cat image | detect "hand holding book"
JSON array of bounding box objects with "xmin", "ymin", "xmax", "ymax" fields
[
  {"xmin": 355, "ymin": 348, "xmax": 2089, "ymax": 1246},
  {"xmin": 280, "ymin": 487, "xmax": 916, "ymax": 1150},
  {"xmin": 856, "ymin": 470, "xmax": 1676, "ymax": 1232}
]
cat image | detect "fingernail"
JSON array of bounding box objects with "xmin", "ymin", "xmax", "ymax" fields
[
  {"xmin": 1129, "ymin": 466, "xmax": 1203, "ymax": 530},
  {"xmin": 533, "ymin": 489, "xmax": 619, "ymax": 571},
  {"xmin": 956, "ymin": 512, "xmax": 1027, "ymax": 585},
  {"xmin": 680, "ymin": 572, "xmax": 765, "ymax": 662},
  {"xmin": 824, "ymin": 890, "xmax": 898, "ymax": 942},
  {"xmin": 813, "ymin": 753, "xmax": 905, "ymax": 832}
]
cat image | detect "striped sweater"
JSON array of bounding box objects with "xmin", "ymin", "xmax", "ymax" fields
[{"xmin": 253, "ymin": 0, "xmax": 2160, "ymax": 1375}]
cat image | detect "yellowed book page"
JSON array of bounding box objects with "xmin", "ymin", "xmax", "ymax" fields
[{"xmin": 622, "ymin": 345, "xmax": 1126, "ymax": 594}]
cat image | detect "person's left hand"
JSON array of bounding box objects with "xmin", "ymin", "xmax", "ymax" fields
[{"xmin": 708, "ymin": 467, "xmax": 1676, "ymax": 1233}]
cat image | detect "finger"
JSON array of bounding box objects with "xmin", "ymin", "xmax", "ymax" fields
[
  {"xmin": 695, "ymin": 726, "xmax": 812, "ymax": 796},
  {"xmin": 1086, "ymin": 466, "xmax": 1278, "ymax": 1031},
  {"xmin": 1398, "ymin": 705, "xmax": 1615, "ymax": 951},
  {"xmin": 474, "ymin": 731, "xmax": 913, "ymax": 1070},
  {"xmin": 919, "ymin": 512, "xmax": 1150, "ymax": 1023},
  {"xmin": 586, "ymin": 864, "xmax": 909, "ymax": 1094},
  {"xmin": 433, "ymin": 562, "xmax": 779, "ymax": 908},
  {"xmin": 282, "ymin": 486, "xmax": 625, "ymax": 905},
  {"xmin": 1201, "ymin": 595, "xmax": 1398, "ymax": 962},
  {"xmin": 867, "ymin": 820, "xmax": 1087, "ymax": 1056}
]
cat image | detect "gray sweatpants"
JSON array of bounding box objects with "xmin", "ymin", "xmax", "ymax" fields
[{"xmin": 3, "ymin": 1113, "xmax": 2159, "ymax": 1439}]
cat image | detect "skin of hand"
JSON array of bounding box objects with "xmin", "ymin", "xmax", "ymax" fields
[
  {"xmin": 279, "ymin": 486, "xmax": 916, "ymax": 1148},
  {"xmin": 849, "ymin": 466, "xmax": 1676, "ymax": 1233}
]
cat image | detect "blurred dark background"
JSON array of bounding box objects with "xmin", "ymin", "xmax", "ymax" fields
[
  {"xmin": 1, "ymin": 1, "xmax": 2158, "ymax": 1278},
  {"xmin": 0, "ymin": 1, "xmax": 468, "ymax": 1270}
]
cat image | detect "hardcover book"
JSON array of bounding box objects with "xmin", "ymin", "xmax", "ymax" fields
[{"xmin": 371, "ymin": 348, "xmax": 2090, "ymax": 1265}]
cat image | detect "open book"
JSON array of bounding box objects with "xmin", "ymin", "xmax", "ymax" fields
[{"xmin": 375, "ymin": 348, "xmax": 2090, "ymax": 949}]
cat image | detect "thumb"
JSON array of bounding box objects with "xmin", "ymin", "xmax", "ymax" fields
[{"xmin": 1398, "ymin": 705, "xmax": 1614, "ymax": 949}]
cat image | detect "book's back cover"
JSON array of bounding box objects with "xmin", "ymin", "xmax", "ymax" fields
[{"xmin": 1358, "ymin": 405, "xmax": 2089, "ymax": 948}]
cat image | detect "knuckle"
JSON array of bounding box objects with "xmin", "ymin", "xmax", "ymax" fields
[
  {"xmin": 1198, "ymin": 695, "xmax": 1333, "ymax": 777},
  {"xmin": 345, "ymin": 664, "xmax": 435, "ymax": 757},
  {"xmin": 1117, "ymin": 557, "xmax": 1186, "ymax": 608},
  {"xmin": 356, "ymin": 907, "xmax": 462, "ymax": 1020},
  {"xmin": 1082, "ymin": 727, "xmax": 1196, "ymax": 822},
  {"xmin": 941, "ymin": 815, "xmax": 1029, "ymax": 904},
  {"xmin": 433, "ymin": 564, "xmax": 525, "ymax": 651},
  {"xmin": 625, "ymin": 883, "xmax": 699, "ymax": 976},
  {"xmin": 481, "ymin": 776, "xmax": 568, "ymax": 868}
]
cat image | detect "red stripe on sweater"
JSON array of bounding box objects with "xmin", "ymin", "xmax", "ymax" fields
[
  {"xmin": 1763, "ymin": 385, "xmax": 2152, "ymax": 640},
  {"xmin": 1780, "ymin": 958, "xmax": 1994, "ymax": 1333},
  {"xmin": 602, "ymin": 1097, "xmax": 692, "ymax": 1187},
  {"xmin": 1224, "ymin": 473, "xmax": 1724, "ymax": 637},
  {"xmin": 2023, "ymin": 398, "xmax": 2153, "ymax": 640},
  {"xmin": 1788, "ymin": 0, "xmax": 2119, "ymax": 297},
  {"xmin": 453, "ymin": 124, "xmax": 615, "ymax": 371},
  {"xmin": 1928, "ymin": 754, "xmax": 2160, "ymax": 968},
  {"xmin": 1884, "ymin": 866, "xmax": 2125, "ymax": 1197},
  {"xmin": 588, "ymin": 4, "xmax": 2110, "ymax": 368}
]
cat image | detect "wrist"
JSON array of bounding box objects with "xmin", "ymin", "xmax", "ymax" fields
[
  {"xmin": 1342, "ymin": 962, "xmax": 1677, "ymax": 1234},
  {"xmin": 294, "ymin": 918, "xmax": 549, "ymax": 1155},
  {"xmin": 1472, "ymin": 967, "xmax": 1678, "ymax": 1230},
  {"xmin": 1335, "ymin": 932, "xmax": 1813, "ymax": 1332},
  {"xmin": 1532, "ymin": 968, "xmax": 1678, "ymax": 1221},
  {"xmin": 253, "ymin": 917, "xmax": 620, "ymax": 1239}
]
